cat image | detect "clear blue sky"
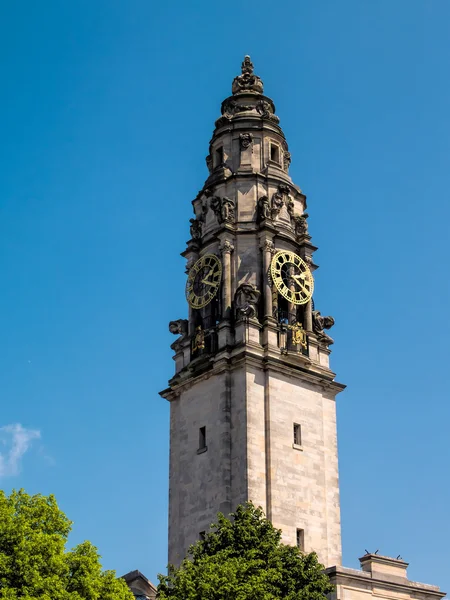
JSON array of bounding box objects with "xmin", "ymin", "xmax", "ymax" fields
[{"xmin": 1, "ymin": 0, "xmax": 449, "ymax": 592}]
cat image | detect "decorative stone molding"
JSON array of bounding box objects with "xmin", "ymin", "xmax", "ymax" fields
[
  {"xmin": 205, "ymin": 155, "xmax": 212, "ymax": 173},
  {"xmin": 210, "ymin": 196, "xmax": 236, "ymax": 225},
  {"xmin": 239, "ymin": 132, "xmax": 253, "ymax": 149},
  {"xmin": 185, "ymin": 256, "xmax": 196, "ymax": 273},
  {"xmin": 304, "ymin": 254, "xmax": 313, "ymax": 268},
  {"xmin": 222, "ymin": 100, "xmax": 255, "ymax": 116},
  {"xmin": 231, "ymin": 55, "xmax": 264, "ymax": 95},
  {"xmin": 234, "ymin": 283, "xmax": 260, "ymax": 321},
  {"xmin": 214, "ymin": 115, "xmax": 232, "ymax": 128}
]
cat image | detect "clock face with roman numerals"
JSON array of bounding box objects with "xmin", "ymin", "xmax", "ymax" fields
[
  {"xmin": 186, "ymin": 254, "xmax": 222, "ymax": 309},
  {"xmin": 270, "ymin": 250, "xmax": 314, "ymax": 305}
]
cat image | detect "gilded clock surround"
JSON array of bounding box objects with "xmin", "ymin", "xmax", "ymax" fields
[
  {"xmin": 186, "ymin": 253, "xmax": 222, "ymax": 309},
  {"xmin": 270, "ymin": 250, "xmax": 314, "ymax": 306}
]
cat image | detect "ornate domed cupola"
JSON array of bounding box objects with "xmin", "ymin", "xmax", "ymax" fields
[{"xmin": 169, "ymin": 55, "xmax": 335, "ymax": 371}]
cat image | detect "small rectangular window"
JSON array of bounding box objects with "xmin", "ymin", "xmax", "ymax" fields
[
  {"xmin": 199, "ymin": 426, "xmax": 206, "ymax": 450},
  {"xmin": 296, "ymin": 528, "xmax": 304, "ymax": 551},
  {"xmin": 215, "ymin": 146, "xmax": 224, "ymax": 166},
  {"xmin": 270, "ymin": 143, "xmax": 280, "ymax": 163},
  {"xmin": 293, "ymin": 423, "xmax": 302, "ymax": 446}
]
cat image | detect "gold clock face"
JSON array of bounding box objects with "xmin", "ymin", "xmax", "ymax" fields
[
  {"xmin": 270, "ymin": 250, "xmax": 314, "ymax": 305},
  {"xmin": 186, "ymin": 254, "xmax": 222, "ymax": 309}
]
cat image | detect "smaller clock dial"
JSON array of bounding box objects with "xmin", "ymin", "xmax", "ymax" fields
[
  {"xmin": 186, "ymin": 254, "xmax": 222, "ymax": 309},
  {"xmin": 270, "ymin": 250, "xmax": 314, "ymax": 305}
]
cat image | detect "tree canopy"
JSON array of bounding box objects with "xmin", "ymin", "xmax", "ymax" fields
[
  {"xmin": 0, "ymin": 489, "xmax": 133, "ymax": 600},
  {"xmin": 157, "ymin": 502, "xmax": 334, "ymax": 600}
]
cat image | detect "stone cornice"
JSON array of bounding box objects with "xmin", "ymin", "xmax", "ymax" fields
[
  {"xmin": 160, "ymin": 344, "xmax": 345, "ymax": 401},
  {"xmin": 325, "ymin": 565, "xmax": 446, "ymax": 599}
]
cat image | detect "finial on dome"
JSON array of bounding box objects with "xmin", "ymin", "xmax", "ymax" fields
[
  {"xmin": 232, "ymin": 55, "xmax": 264, "ymax": 95},
  {"xmin": 241, "ymin": 55, "xmax": 254, "ymax": 75}
]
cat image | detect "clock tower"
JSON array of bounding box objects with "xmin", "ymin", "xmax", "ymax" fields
[{"xmin": 160, "ymin": 57, "xmax": 345, "ymax": 569}]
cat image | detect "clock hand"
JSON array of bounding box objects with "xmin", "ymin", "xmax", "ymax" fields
[
  {"xmin": 291, "ymin": 275, "xmax": 310, "ymax": 295},
  {"xmin": 201, "ymin": 279, "xmax": 218, "ymax": 287}
]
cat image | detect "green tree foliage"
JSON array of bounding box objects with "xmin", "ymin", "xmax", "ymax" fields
[
  {"xmin": 157, "ymin": 502, "xmax": 334, "ymax": 600},
  {"xmin": 0, "ymin": 489, "xmax": 133, "ymax": 600}
]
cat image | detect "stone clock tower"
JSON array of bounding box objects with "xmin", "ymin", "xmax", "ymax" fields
[{"xmin": 160, "ymin": 57, "xmax": 345, "ymax": 569}]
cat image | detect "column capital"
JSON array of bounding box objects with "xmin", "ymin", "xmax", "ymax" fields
[
  {"xmin": 220, "ymin": 240, "xmax": 234, "ymax": 254},
  {"xmin": 260, "ymin": 239, "xmax": 275, "ymax": 254}
]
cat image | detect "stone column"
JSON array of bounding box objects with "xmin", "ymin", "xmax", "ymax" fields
[
  {"xmin": 288, "ymin": 265, "xmax": 296, "ymax": 323},
  {"xmin": 304, "ymin": 256, "xmax": 314, "ymax": 332},
  {"xmin": 261, "ymin": 239, "xmax": 274, "ymax": 320},
  {"xmin": 304, "ymin": 300, "xmax": 313, "ymax": 332},
  {"xmin": 185, "ymin": 254, "xmax": 198, "ymax": 336},
  {"xmin": 220, "ymin": 240, "xmax": 234, "ymax": 318}
]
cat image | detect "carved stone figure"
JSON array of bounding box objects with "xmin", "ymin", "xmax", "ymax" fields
[
  {"xmin": 312, "ymin": 310, "xmax": 335, "ymax": 345},
  {"xmin": 192, "ymin": 326, "xmax": 205, "ymax": 353},
  {"xmin": 239, "ymin": 132, "xmax": 253, "ymax": 149},
  {"xmin": 234, "ymin": 283, "xmax": 260, "ymax": 321},
  {"xmin": 210, "ymin": 196, "xmax": 221, "ymax": 220},
  {"xmin": 189, "ymin": 218, "xmax": 202, "ymax": 240},
  {"xmin": 294, "ymin": 213, "xmax": 309, "ymax": 237},
  {"xmin": 271, "ymin": 189, "xmax": 284, "ymax": 218},
  {"xmin": 220, "ymin": 240, "xmax": 234, "ymax": 255},
  {"xmin": 221, "ymin": 197, "xmax": 235, "ymax": 223},
  {"xmin": 256, "ymin": 99, "xmax": 280, "ymax": 123},
  {"xmin": 231, "ymin": 55, "xmax": 264, "ymax": 95},
  {"xmin": 169, "ymin": 319, "xmax": 188, "ymax": 337},
  {"xmin": 283, "ymin": 151, "xmax": 291, "ymax": 171},
  {"xmin": 211, "ymin": 196, "xmax": 235, "ymax": 225},
  {"xmin": 288, "ymin": 322, "xmax": 307, "ymax": 349},
  {"xmin": 222, "ymin": 100, "xmax": 236, "ymax": 118},
  {"xmin": 222, "ymin": 100, "xmax": 254, "ymax": 117},
  {"xmin": 205, "ymin": 155, "xmax": 212, "ymax": 174},
  {"xmin": 256, "ymin": 100, "xmax": 272, "ymax": 118},
  {"xmin": 287, "ymin": 196, "xmax": 295, "ymax": 217},
  {"xmin": 258, "ymin": 195, "xmax": 271, "ymax": 221},
  {"xmin": 234, "ymin": 104, "xmax": 254, "ymax": 113}
]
